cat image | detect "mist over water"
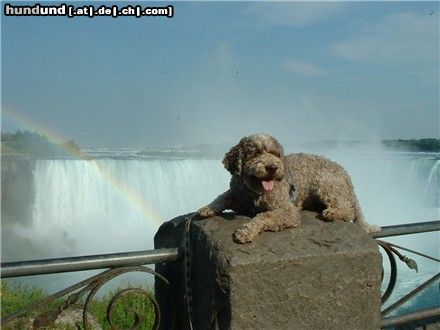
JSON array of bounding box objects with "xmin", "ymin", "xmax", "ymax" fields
[
  {"xmin": 2, "ymin": 148, "xmax": 439, "ymax": 313},
  {"xmin": 315, "ymin": 150, "xmax": 439, "ymax": 314},
  {"xmin": 5, "ymin": 159, "xmax": 228, "ymax": 258},
  {"xmin": 2, "ymin": 157, "xmax": 230, "ymax": 293}
]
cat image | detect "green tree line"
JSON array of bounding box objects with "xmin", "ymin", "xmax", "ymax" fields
[
  {"xmin": 382, "ymin": 138, "xmax": 440, "ymax": 152},
  {"xmin": 1, "ymin": 130, "xmax": 80, "ymax": 158}
]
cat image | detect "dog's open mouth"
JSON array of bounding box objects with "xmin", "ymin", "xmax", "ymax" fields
[
  {"xmin": 261, "ymin": 180, "xmax": 275, "ymax": 191},
  {"xmin": 247, "ymin": 174, "xmax": 282, "ymax": 192}
]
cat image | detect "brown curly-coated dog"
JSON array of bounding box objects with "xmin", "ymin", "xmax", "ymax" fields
[{"xmin": 198, "ymin": 133, "xmax": 381, "ymax": 243}]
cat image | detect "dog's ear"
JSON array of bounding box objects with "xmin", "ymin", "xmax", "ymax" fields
[
  {"xmin": 272, "ymin": 138, "xmax": 285, "ymax": 158},
  {"xmin": 223, "ymin": 143, "xmax": 242, "ymax": 175}
]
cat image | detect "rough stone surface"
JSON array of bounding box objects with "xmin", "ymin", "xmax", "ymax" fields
[
  {"xmin": 54, "ymin": 307, "xmax": 102, "ymax": 329},
  {"xmin": 155, "ymin": 211, "xmax": 382, "ymax": 330}
]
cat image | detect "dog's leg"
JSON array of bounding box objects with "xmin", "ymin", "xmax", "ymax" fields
[
  {"xmin": 316, "ymin": 176, "xmax": 381, "ymax": 233},
  {"xmin": 313, "ymin": 175, "xmax": 353, "ymax": 222},
  {"xmin": 321, "ymin": 199, "xmax": 381, "ymax": 234},
  {"xmin": 321, "ymin": 202, "xmax": 353, "ymax": 222},
  {"xmin": 233, "ymin": 206, "xmax": 301, "ymax": 243},
  {"xmin": 198, "ymin": 190, "xmax": 236, "ymax": 218}
]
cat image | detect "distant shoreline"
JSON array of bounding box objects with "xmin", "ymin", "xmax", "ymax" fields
[{"xmin": 1, "ymin": 130, "xmax": 439, "ymax": 158}]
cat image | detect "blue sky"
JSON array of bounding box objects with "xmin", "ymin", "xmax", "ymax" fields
[{"xmin": 2, "ymin": 1, "xmax": 439, "ymax": 147}]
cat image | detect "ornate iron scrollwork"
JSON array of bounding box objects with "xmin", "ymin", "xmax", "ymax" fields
[
  {"xmin": 377, "ymin": 241, "xmax": 398, "ymax": 304},
  {"xmin": 377, "ymin": 239, "xmax": 439, "ymax": 318},
  {"xmin": 2, "ymin": 266, "xmax": 168, "ymax": 330}
]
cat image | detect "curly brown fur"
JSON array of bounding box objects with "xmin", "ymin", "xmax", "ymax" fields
[{"xmin": 198, "ymin": 133, "xmax": 380, "ymax": 243}]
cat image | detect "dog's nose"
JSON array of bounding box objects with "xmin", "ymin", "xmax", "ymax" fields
[{"xmin": 265, "ymin": 164, "xmax": 278, "ymax": 173}]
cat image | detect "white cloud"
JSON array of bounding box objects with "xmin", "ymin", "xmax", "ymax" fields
[
  {"xmin": 333, "ymin": 12, "xmax": 438, "ymax": 65},
  {"xmin": 281, "ymin": 59, "xmax": 328, "ymax": 76},
  {"xmin": 246, "ymin": 2, "xmax": 349, "ymax": 27}
]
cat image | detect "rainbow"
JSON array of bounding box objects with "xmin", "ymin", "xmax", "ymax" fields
[{"xmin": 2, "ymin": 108, "xmax": 165, "ymax": 228}]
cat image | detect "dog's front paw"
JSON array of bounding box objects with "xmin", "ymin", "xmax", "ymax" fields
[
  {"xmin": 233, "ymin": 225, "xmax": 255, "ymax": 244},
  {"xmin": 322, "ymin": 208, "xmax": 339, "ymax": 222},
  {"xmin": 197, "ymin": 206, "xmax": 216, "ymax": 218}
]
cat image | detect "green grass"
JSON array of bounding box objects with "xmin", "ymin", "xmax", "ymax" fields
[
  {"xmin": 88, "ymin": 288, "xmax": 156, "ymax": 329},
  {"xmin": 1, "ymin": 282, "xmax": 46, "ymax": 316},
  {"xmin": 1, "ymin": 282, "xmax": 157, "ymax": 329}
]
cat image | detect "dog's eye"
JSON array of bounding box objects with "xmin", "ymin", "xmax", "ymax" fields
[{"xmin": 269, "ymin": 150, "xmax": 281, "ymax": 157}]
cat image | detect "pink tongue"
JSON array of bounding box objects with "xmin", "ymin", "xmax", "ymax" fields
[{"xmin": 262, "ymin": 180, "xmax": 275, "ymax": 191}]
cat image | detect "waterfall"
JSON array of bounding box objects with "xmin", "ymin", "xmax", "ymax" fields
[
  {"xmin": 2, "ymin": 151, "xmax": 439, "ymax": 307},
  {"xmin": 30, "ymin": 158, "xmax": 229, "ymax": 256},
  {"xmin": 5, "ymin": 151, "xmax": 438, "ymax": 259},
  {"xmin": 317, "ymin": 151, "xmax": 439, "ymax": 314}
]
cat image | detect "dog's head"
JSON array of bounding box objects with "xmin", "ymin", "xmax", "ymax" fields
[{"xmin": 223, "ymin": 133, "xmax": 285, "ymax": 193}]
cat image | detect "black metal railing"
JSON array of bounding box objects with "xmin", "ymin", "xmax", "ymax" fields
[
  {"xmin": 372, "ymin": 220, "xmax": 440, "ymax": 328},
  {"xmin": 1, "ymin": 248, "xmax": 179, "ymax": 329},
  {"xmin": 1, "ymin": 248, "xmax": 178, "ymax": 278},
  {"xmin": 1, "ymin": 220, "xmax": 439, "ymax": 329}
]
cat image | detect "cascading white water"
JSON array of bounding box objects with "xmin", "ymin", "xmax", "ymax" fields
[
  {"xmin": 31, "ymin": 158, "xmax": 230, "ymax": 255},
  {"xmin": 321, "ymin": 151, "xmax": 439, "ymax": 224},
  {"xmin": 22, "ymin": 152, "xmax": 438, "ymax": 259},
  {"xmin": 319, "ymin": 151, "xmax": 440, "ymax": 314},
  {"xmin": 3, "ymin": 157, "xmax": 230, "ymax": 293},
  {"xmin": 3, "ymin": 150, "xmax": 439, "ymax": 311}
]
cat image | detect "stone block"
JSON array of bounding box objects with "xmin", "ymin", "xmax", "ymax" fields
[{"xmin": 155, "ymin": 211, "xmax": 382, "ymax": 330}]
